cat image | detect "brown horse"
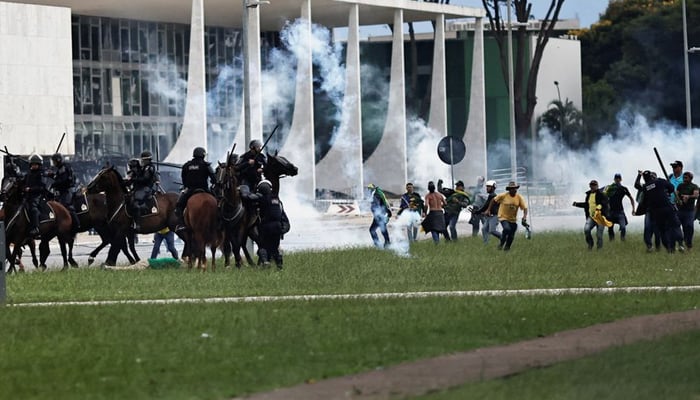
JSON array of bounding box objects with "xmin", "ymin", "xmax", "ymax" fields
[
  {"xmin": 0, "ymin": 177, "xmax": 76, "ymax": 271},
  {"xmin": 183, "ymin": 192, "xmax": 221, "ymax": 271},
  {"xmin": 233, "ymin": 152, "xmax": 298, "ymax": 266},
  {"xmin": 85, "ymin": 166, "xmax": 178, "ymax": 266}
]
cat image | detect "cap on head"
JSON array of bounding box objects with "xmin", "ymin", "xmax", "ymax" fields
[
  {"xmin": 485, "ymin": 180, "xmax": 496, "ymax": 188},
  {"xmin": 671, "ymin": 160, "xmax": 683, "ymax": 168},
  {"xmin": 367, "ymin": 183, "xmax": 376, "ymax": 190},
  {"xmin": 506, "ymin": 181, "xmax": 519, "ymax": 189},
  {"xmin": 614, "ymin": 173, "xmax": 622, "ymax": 180},
  {"xmin": 589, "ymin": 180, "xmax": 599, "ymax": 186},
  {"xmin": 455, "ymin": 180, "xmax": 464, "ymax": 188}
]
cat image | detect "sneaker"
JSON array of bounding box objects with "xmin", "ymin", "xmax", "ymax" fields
[{"xmin": 678, "ymin": 245, "xmax": 686, "ymax": 253}]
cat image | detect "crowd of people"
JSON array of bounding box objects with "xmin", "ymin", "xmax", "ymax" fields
[
  {"xmin": 367, "ymin": 177, "xmax": 529, "ymax": 252},
  {"xmin": 368, "ymin": 159, "xmax": 700, "ymax": 254}
]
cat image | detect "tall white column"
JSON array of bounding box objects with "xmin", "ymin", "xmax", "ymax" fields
[
  {"xmin": 428, "ymin": 14, "xmax": 447, "ymax": 137},
  {"xmin": 459, "ymin": 17, "xmax": 487, "ymax": 180},
  {"xmin": 280, "ymin": 0, "xmax": 316, "ymax": 202},
  {"xmin": 243, "ymin": 0, "xmax": 263, "ymax": 147},
  {"xmin": 164, "ymin": 0, "xmax": 206, "ymax": 164},
  {"xmin": 315, "ymin": 4, "xmax": 363, "ymax": 198},
  {"xmin": 363, "ymin": 9, "xmax": 407, "ymax": 195}
]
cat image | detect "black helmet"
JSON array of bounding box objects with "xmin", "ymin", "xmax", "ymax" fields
[
  {"xmin": 249, "ymin": 139, "xmax": 262, "ymax": 149},
  {"xmin": 51, "ymin": 153, "xmax": 63, "ymax": 163},
  {"xmin": 29, "ymin": 154, "xmax": 43, "ymax": 165},
  {"xmin": 140, "ymin": 150, "xmax": 152, "ymax": 160},
  {"xmin": 128, "ymin": 158, "xmax": 140, "ymax": 168},
  {"xmin": 257, "ymin": 179, "xmax": 272, "ymax": 195},
  {"xmin": 193, "ymin": 147, "xmax": 206, "ymax": 158},
  {"xmin": 228, "ymin": 152, "xmax": 239, "ymax": 165}
]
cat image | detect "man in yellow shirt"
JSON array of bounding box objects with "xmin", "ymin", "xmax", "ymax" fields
[
  {"xmin": 486, "ymin": 181, "xmax": 528, "ymax": 251},
  {"xmin": 572, "ymin": 180, "xmax": 610, "ymax": 250}
]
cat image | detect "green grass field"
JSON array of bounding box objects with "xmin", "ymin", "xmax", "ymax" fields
[{"xmin": 1, "ymin": 232, "xmax": 699, "ymax": 399}]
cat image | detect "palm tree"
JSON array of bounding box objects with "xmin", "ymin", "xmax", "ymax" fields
[{"xmin": 537, "ymin": 98, "xmax": 583, "ymax": 148}]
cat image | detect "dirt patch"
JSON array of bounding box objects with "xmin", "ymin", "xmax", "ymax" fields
[{"xmin": 234, "ymin": 309, "xmax": 700, "ymax": 400}]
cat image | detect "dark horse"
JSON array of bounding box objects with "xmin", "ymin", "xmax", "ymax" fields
[
  {"xmin": 85, "ymin": 166, "xmax": 178, "ymax": 266},
  {"xmin": 216, "ymin": 161, "xmax": 246, "ymax": 268},
  {"xmin": 0, "ymin": 177, "xmax": 76, "ymax": 272},
  {"xmin": 232, "ymin": 152, "xmax": 298, "ymax": 266},
  {"xmin": 183, "ymin": 192, "xmax": 221, "ymax": 271},
  {"xmin": 70, "ymin": 190, "xmax": 140, "ymax": 266}
]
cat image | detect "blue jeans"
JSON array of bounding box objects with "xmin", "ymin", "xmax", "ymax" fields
[
  {"xmin": 499, "ymin": 220, "xmax": 518, "ymax": 249},
  {"xmin": 151, "ymin": 230, "xmax": 178, "ymax": 259},
  {"xmin": 607, "ymin": 211, "xmax": 627, "ymax": 240},
  {"xmin": 643, "ymin": 212, "xmax": 661, "ymax": 249},
  {"xmin": 584, "ymin": 217, "xmax": 605, "ymax": 249},
  {"xmin": 678, "ymin": 209, "xmax": 695, "ymax": 248},
  {"xmin": 369, "ymin": 214, "xmax": 390, "ymax": 247},
  {"xmin": 445, "ymin": 213, "xmax": 459, "ymax": 240},
  {"xmin": 481, "ymin": 215, "xmax": 501, "ymax": 244}
]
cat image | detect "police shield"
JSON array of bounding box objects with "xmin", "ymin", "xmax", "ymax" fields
[{"xmin": 437, "ymin": 136, "xmax": 466, "ymax": 165}]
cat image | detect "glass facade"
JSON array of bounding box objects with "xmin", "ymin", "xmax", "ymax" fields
[{"xmin": 71, "ymin": 15, "xmax": 244, "ymax": 162}]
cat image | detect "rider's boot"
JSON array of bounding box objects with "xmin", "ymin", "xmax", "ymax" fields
[
  {"xmin": 70, "ymin": 209, "xmax": 81, "ymax": 233},
  {"xmin": 132, "ymin": 207, "xmax": 141, "ymax": 231},
  {"xmin": 28, "ymin": 207, "xmax": 41, "ymax": 237}
]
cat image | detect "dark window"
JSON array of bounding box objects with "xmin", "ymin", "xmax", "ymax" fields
[{"xmin": 91, "ymin": 25, "xmax": 100, "ymax": 61}]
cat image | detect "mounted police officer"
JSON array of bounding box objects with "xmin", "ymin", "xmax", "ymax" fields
[
  {"xmin": 123, "ymin": 158, "xmax": 141, "ymax": 193},
  {"xmin": 237, "ymin": 139, "xmax": 266, "ymax": 200},
  {"xmin": 130, "ymin": 150, "xmax": 159, "ymax": 230},
  {"xmin": 46, "ymin": 153, "xmax": 80, "ymax": 231},
  {"xmin": 24, "ymin": 154, "xmax": 46, "ymax": 237},
  {"xmin": 247, "ymin": 179, "xmax": 284, "ymax": 269},
  {"xmin": 175, "ymin": 147, "xmax": 216, "ymax": 220}
]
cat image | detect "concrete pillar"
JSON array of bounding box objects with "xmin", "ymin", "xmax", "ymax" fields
[
  {"xmin": 428, "ymin": 14, "xmax": 447, "ymax": 137},
  {"xmin": 315, "ymin": 3, "xmax": 363, "ymax": 199},
  {"xmin": 363, "ymin": 9, "xmax": 407, "ymax": 195},
  {"xmin": 243, "ymin": 0, "xmax": 264, "ymax": 147},
  {"xmin": 458, "ymin": 17, "xmax": 487, "ymax": 180},
  {"xmin": 280, "ymin": 0, "xmax": 316, "ymax": 202},
  {"xmin": 164, "ymin": 0, "xmax": 206, "ymax": 164}
]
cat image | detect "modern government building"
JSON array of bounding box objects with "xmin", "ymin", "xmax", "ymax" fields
[{"xmin": 0, "ymin": 0, "xmax": 581, "ymax": 199}]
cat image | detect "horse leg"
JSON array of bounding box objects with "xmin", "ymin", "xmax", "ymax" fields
[
  {"xmin": 38, "ymin": 239, "xmax": 50, "ymax": 271},
  {"xmin": 67, "ymin": 237, "xmax": 79, "ymax": 268},
  {"xmin": 88, "ymin": 240, "xmax": 109, "ymax": 266},
  {"xmin": 105, "ymin": 236, "xmax": 123, "ymax": 266},
  {"xmin": 127, "ymin": 233, "xmax": 140, "ymax": 263},
  {"xmin": 58, "ymin": 239, "xmax": 71, "ymax": 271}
]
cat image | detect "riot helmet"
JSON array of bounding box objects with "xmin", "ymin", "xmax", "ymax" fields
[
  {"xmin": 29, "ymin": 154, "xmax": 43, "ymax": 165},
  {"xmin": 51, "ymin": 153, "xmax": 63, "ymax": 164},
  {"xmin": 249, "ymin": 139, "xmax": 262, "ymax": 151},
  {"xmin": 257, "ymin": 179, "xmax": 272, "ymax": 195},
  {"xmin": 193, "ymin": 147, "xmax": 206, "ymax": 159},
  {"xmin": 140, "ymin": 150, "xmax": 153, "ymax": 165}
]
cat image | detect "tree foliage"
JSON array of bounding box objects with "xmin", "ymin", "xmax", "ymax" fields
[
  {"xmin": 480, "ymin": 0, "xmax": 565, "ymax": 163},
  {"xmin": 579, "ymin": 0, "xmax": 700, "ymax": 137},
  {"xmin": 537, "ymin": 98, "xmax": 583, "ymax": 147}
]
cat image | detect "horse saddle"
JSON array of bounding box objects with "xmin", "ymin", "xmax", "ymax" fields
[
  {"xmin": 22, "ymin": 201, "xmax": 57, "ymax": 224},
  {"xmin": 142, "ymin": 195, "xmax": 159, "ymax": 216},
  {"xmin": 75, "ymin": 192, "xmax": 90, "ymax": 215}
]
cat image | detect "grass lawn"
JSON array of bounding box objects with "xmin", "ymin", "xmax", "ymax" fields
[{"xmin": 1, "ymin": 231, "xmax": 699, "ymax": 399}]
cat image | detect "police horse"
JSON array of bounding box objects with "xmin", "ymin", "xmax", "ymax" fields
[
  {"xmin": 85, "ymin": 166, "xmax": 178, "ymax": 266},
  {"xmin": 1, "ymin": 177, "xmax": 76, "ymax": 272}
]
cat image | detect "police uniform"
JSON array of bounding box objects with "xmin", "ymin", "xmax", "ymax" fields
[
  {"xmin": 24, "ymin": 155, "xmax": 46, "ymax": 236},
  {"xmin": 131, "ymin": 151, "xmax": 159, "ymax": 228},
  {"xmin": 248, "ymin": 180, "xmax": 284, "ymax": 268},
  {"xmin": 48, "ymin": 153, "xmax": 80, "ymax": 231},
  {"xmin": 176, "ymin": 147, "xmax": 216, "ymax": 217},
  {"xmin": 236, "ymin": 140, "xmax": 266, "ymax": 199}
]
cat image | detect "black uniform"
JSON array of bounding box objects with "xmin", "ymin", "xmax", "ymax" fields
[
  {"xmin": 48, "ymin": 158, "xmax": 80, "ymax": 230},
  {"xmin": 237, "ymin": 149, "xmax": 266, "ymax": 198},
  {"xmin": 248, "ymin": 183, "xmax": 284, "ymax": 268},
  {"xmin": 176, "ymin": 157, "xmax": 216, "ymax": 215},
  {"xmin": 131, "ymin": 160, "xmax": 159, "ymax": 226},
  {"xmin": 644, "ymin": 178, "xmax": 683, "ymax": 251},
  {"xmin": 24, "ymin": 164, "xmax": 46, "ymax": 235}
]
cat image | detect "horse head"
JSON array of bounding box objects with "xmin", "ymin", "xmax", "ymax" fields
[
  {"xmin": 86, "ymin": 166, "xmax": 124, "ymax": 195},
  {"xmin": 265, "ymin": 152, "xmax": 299, "ymax": 179}
]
